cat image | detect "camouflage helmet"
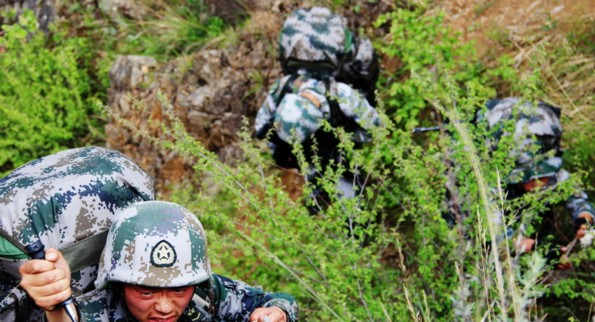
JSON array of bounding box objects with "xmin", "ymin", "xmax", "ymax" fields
[
  {"xmin": 274, "ymin": 91, "xmax": 325, "ymax": 144},
  {"xmin": 95, "ymin": 201, "xmax": 211, "ymax": 290},
  {"xmin": 480, "ymin": 97, "xmax": 563, "ymax": 183},
  {"xmin": 279, "ymin": 7, "xmax": 352, "ymax": 74},
  {"xmin": 507, "ymin": 156, "xmax": 563, "ymax": 184}
]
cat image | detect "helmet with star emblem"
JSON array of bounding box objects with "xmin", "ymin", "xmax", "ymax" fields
[{"xmin": 95, "ymin": 201, "xmax": 211, "ymax": 290}]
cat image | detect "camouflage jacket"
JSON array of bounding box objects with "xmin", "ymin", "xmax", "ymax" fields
[{"xmin": 77, "ymin": 273, "xmax": 299, "ymax": 322}]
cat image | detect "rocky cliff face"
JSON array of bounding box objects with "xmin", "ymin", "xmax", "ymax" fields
[
  {"xmin": 101, "ymin": 2, "xmax": 392, "ymax": 192},
  {"xmin": 105, "ymin": 10, "xmax": 284, "ymax": 191}
]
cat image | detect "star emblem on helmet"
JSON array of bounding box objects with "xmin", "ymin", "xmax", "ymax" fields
[{"xmin": 150, "ymin": 240, "xmax": 177, "ymax": 267}]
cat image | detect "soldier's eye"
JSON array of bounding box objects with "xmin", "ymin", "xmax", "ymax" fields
[{"xmin": 131, "ymin": 286, "xmax": 155, "ymax": 297}]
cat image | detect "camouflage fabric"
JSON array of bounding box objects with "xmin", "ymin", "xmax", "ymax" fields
[
  {"xmin": 479, "ymin": 97, "xmax": 563, "ymax": 184},
  {"xmin": 279, "ymin": 6, "xmax": 379, "ymax": 103},
  {"xmin": 0, "ymin": 146, "xmax": 155, "ymax": 321},
  {"xmin": 78, "ymin": 274, "xmax": 299, "ymax": 322},
  {"xmin": 505, "ymin": 165, "xmax": 594, "ymax": 221},
  {"xmin": 95, "ymin": 201, "xmax": 211, "ymax": 290},
  {"xmin": 255, "ymin": 74, "xmax": 379, "ymax": 145},
  {"xmin": 507, "ymin": 156, "xmax": 563, "ymax": 184},
  {"xmin": 274, "ymin": 92, "xmax": 324, "ymax": 144},
  {"xmin": 337, "ymin": 35, "xmax": 379, "ymax": 105},
  {"xmin": 279, "ymin": 6, "xmax": 350, "ymax": 73}
]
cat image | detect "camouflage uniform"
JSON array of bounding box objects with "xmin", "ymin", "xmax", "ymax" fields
[
  {"xmin": 0, "ymin": 146, "xmax": 155, "ymax": 321},
  {"xmin": 259, "ymin": 6, "xmax": 380, "ymax": 210},
  {"xmin": 480, "ymin": 98, "xmax": 594, "ymax": 254},
  {"xmin": 77, "ymin": 201, "xmax": 298, "ymax": 322}
]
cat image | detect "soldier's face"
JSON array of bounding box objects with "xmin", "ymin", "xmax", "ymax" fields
[{"xmin": 123, "ymin": 284, "xmax": 195, "ymax": 322}]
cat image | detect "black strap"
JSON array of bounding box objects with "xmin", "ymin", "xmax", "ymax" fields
[
  {"xmin": 61, "ymin": 231, "xmax": 108, "ymax": 273},
  {"xmin": 323, "ymin": 78, "xmax": 360, "ymax": 132},
  {"xmin": 0, "ymin": 229, "xmax": 108, "ymax": 273},
  {"xmin": 275, "ymin": 73, "xmax": 300, "ymax": 106}
]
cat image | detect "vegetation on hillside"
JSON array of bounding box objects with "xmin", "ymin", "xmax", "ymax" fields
[{"xmin": 1, "ymin": 0, "xmax": 594, "ymax": 321}]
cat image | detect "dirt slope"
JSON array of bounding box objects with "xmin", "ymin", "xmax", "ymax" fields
[{"xmin": 436, "ymin": 0, "xmax": 594, "ymax": 58}]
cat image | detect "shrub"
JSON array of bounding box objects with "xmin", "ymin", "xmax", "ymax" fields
[{"xmin": 0, "ymin": 9, "xmax": 103, "ymax": 175}]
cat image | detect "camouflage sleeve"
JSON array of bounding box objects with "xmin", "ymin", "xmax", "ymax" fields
[
  {"xmin": 212, "ymin": 274, "xmax": 298, "ymax": 322},
  {"xmin": 336, "ymin": 82, "xmax": 380, "ymax": 142},
  {"xmin": 566, "ymin": 191, "xmax": 595, "ymax": 222},
  {"xmin": 74, "ymin": 289, "xmax": 111, "ymax": 322},
  {"xmin": 556, "ymin": 169, "xmax": 595, "ymax": 222},
  {"xmin": 255, "ymin": 79, "xmax": 284, "ymax": 139}
]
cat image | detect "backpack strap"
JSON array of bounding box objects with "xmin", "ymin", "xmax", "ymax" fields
[
  {"xmin": 0, "ymin": 230, "xmax": 108, "ymax": 273},
  {"xmin": 323, "ymin": 78, "xmax": 360, "ymax": 132},
  {"xmin": 61, "ymin": 231, "xmax": 109, "ymax": 273},
  {"xmin": 275, "ymin": 73, "xmax": 300, "ymax": 106},
  {"xmin": 0, "ymin": 232, "xmax": 28, "ymax": 259}
]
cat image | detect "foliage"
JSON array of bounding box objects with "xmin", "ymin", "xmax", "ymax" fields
[
  {"xmin": 0, "ymin": 9, "xmax": 103, "ymax": 175},
  {"xmin": 99, "ymin": 4, "xmax": 595, "ymax": 321},
  {"xmin": 128, "ymin": 96, "xmax": 404, "ymax": 321},
  {"xmin": 374, "ymin": 9, "xmax": 495, "ymax": 130},
  {"xmin": 369, "ymin": 9, "xmax": 595, "ymax": 320},
  {"xmin": 106, "ymin": 0, "xmax": 227, "ymax": 60}
]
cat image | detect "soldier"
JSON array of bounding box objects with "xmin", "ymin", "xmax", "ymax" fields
[
  {"xmin": 255, "ymin": 6, "xmax": 380, "ymax": 212},
  {"xmin": 19, "ymin": 201, "xmax": 298, "ymax": 322},
  {"xmin": 479, "ymin": 98, "xmax": 594, "ymax": 267}
]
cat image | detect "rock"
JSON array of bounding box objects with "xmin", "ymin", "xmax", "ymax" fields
[{"xmin": 104, "ymin": 11, "xmax": 283, "ymax": 191}]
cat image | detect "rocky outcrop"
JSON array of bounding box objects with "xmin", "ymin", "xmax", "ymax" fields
[{"xmin": 105, "ymin": 11, "xmax": 283, "ymax": 191}]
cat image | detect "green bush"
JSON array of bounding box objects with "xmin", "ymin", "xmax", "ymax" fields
[
  {"xmin": 0, "ymin": 10, "xmax": 103, "ymax": 174},
  {"xmin": 374, "ymin": 9, "xmax": 493, "ymax": 130}
]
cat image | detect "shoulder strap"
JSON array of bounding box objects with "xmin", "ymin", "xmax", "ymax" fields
[
  {"xmin": 323, "ymin": 78, "xmax": 360, "ymax": 132},
  {"xmin": 275, "ymin": 74, "xmax": 300, "ymax": 106},
  {"xmin": 0, "ymin": 230, "xmax": 108, "ymax": 273},
  {"xmin": 61, "ymin": 231, "xmax": 109, "ymax": 273}
]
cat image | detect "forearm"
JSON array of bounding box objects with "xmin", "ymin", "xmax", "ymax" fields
[
  {"xmin": 262, "ymin": 296, "xmax": 299, "ymax": 322},
  {"xmin": 567, "ymin": 191, "xmax": 595, "ymax": 221},
  {"xmin": 211, "ymin": 274, "xmax": 298, "ymax": 322}
]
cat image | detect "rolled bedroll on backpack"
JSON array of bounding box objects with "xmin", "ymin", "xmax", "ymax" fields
[{"xmin": 0, "ymin": 146, "xmax": 155, "ymax": 321}]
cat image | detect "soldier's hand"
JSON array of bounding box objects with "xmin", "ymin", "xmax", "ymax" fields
[
  {"xmin": 515, "ymin": 237, "xmax": 535, "ymax": 253},
  {"xmin": 556, "ymin": 251, "xmax": 573, "ymax": 270},
  {"xmin": 575, "ymin": 212, "xmax": 593, "ymax": 240},
  {"xmin": 19, "ymin": 248, "xmax": 72, "ymax": 311},
  {"xmin": 249, "ymin": 306, "xmax": 287, "ymax": 322}
]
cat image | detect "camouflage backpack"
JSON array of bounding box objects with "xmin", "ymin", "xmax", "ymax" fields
[
  {"xmin": 479, "ymin": 97, "xmax": 563, "ymax": 184},
  {"xmin": 0, "ymin": 146, "xmax": 155, "ymax": 321},
  {"xmin": 279, "ymin": 6, "xmax": 379, "ymax": 104}
]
